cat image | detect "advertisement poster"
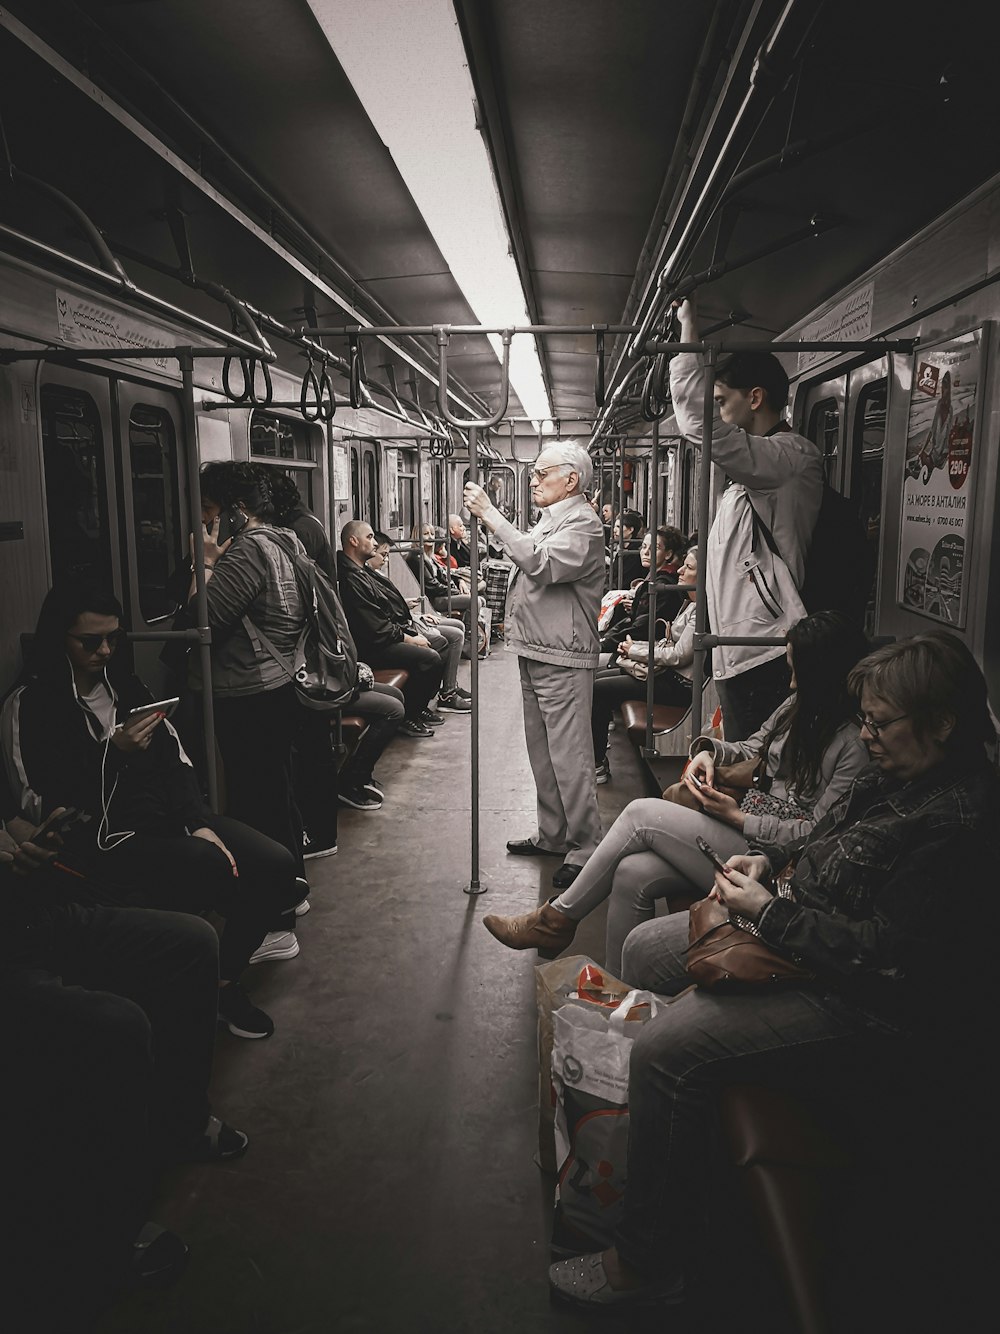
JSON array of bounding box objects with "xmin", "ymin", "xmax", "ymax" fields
[{"xmin": 897, "ymin": 328, "xmax": 983, "ymax": 626}]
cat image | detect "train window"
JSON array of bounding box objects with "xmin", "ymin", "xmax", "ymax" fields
[
  {"xmin": 464, "ymin": 464, "xmax": 516, "ymax": 520},
  {"xmin": 351, "ymin": 448, "xmax": 361, "ymax": 520},
  {"xmin": 40, "ymin": 384, "xmax": 111, "ymax": 584},
  {"xmin": 394, "ymin": 449, "xmax": 417, "ymax": 533},
  {"xmin": 851, "ymin": 378, "xmax": 888, "ymax": 636},
  {"xmin": 364, "ymin": 450, "xmax": 379, "ymax": 529},
  {"xmin": 807, "ymin": 397, "xmax": 840, "ymax": 482},
  {"xmin": 129, "ymin": 404, "xmax": 181, "ymax": 621},
  {"xmin": 250, "ymin": 412, "xmax": 312, "ymax": 461}
]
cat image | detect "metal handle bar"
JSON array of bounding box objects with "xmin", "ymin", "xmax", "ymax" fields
[
  {"xmin": 300, "ymin": 356, "xmax": 322, "ymax": 421},
  {"xmin": 594, "ymin": 327, "xmax": 606, "ymax": 408},
  {"xmin": 436, "ymin": 328, "xmax": 512, "ymax": 429}
]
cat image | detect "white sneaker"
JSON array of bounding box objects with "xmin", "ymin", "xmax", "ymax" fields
[{"xmin": 248, "ymin": 930, "xmax": 300, "ymax": 965}]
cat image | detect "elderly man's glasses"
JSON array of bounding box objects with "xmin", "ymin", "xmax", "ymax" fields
[
  {"xmin": 529, "ymin": 465, "xmax": 567, "ymax": 483},
  {"xmin": 69, "ymin": 630, "xmax": 124, "ymax": 653},
  {"xmin": 856, "ymin": 711, "xmax": 908, "ymax": 738}
]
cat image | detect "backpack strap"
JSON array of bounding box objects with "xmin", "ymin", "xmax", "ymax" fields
[{"xmin": 241, "ymin": 614, "xmax": 308, "ymax": 681}]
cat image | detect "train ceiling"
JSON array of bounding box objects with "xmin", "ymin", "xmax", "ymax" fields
[{"xmin": 1, "ymin": 0, "xmax": 999, "ymax": 440}]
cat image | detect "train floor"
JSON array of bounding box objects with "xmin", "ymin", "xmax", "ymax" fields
[{"xmin": 94, "ymin": 649, "xmax": 791, "ymax": 1334}]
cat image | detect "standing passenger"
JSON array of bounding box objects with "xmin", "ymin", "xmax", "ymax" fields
[
  {"xmin": 670, "ymin": 296, "xmax": 823, "ymax": 738},
  {"xmin": 464, "ymin": 442, "xmax": 605, "ymax": 889}
]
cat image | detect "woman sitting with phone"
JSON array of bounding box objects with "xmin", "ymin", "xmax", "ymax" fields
[
  {"xmin": 484, "ymin": 611, "xmax": 870, "ymax": 975},
  {"xmin": 1, "ymin": 579, "xmax": 301, "ymax": 1039},
  {"xmin": 546, "ymin": 631, "xmax": 1000, "ymax": 1311}
]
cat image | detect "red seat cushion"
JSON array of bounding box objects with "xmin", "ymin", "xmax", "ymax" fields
[{"xmin": 339, "ymin": 716, "xmax": 366, "ymax": 741}]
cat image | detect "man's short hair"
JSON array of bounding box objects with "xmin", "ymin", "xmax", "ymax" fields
[
  {"xmin": 341, "ymin": 519, "xmax": 369, "ymax": 548},
  {"xmin": 715, "ymin": 351, "xmax": 789, "ymax": 412},
  {"xmin": 620, "ymin": 509, "xmax": 645, "ymax": 539},
  {"xmin": 538, "ymin": 440, "xmax": 593, "ymax": 493},
  {"xmin": 656, "ymin": 526, "xmax": 686, "ymax": 556}
]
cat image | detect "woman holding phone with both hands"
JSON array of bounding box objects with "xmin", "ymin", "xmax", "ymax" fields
[
  {"xmin": 1, "ymin": 578, "xmax": 301, "ymax": 1040},
  {"xmin": 547, "ymin": 630, "xmax": 999, "ymax": 1310},
  {"xmin": 484, "ymin": 611, "xmax": 870, "ymax": 975}
]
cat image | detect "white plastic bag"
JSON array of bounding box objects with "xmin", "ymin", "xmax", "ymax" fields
[{"xmin": 551, "ymin": 984, "xmax": 660, "ymax": 1250}]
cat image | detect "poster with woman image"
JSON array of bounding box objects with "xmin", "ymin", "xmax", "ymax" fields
[{"xmin": 896, "ymin": 328, "xmax": 984, "ymax": 626}]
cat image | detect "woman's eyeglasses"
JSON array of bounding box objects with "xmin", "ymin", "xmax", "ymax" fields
[
  {"xmin": 856, "ymin": 711, "xmax": 908, "ymax": 738},
  {"xmin": 68, "ymin": 630, "xmax": 124, "ymax": 653}
]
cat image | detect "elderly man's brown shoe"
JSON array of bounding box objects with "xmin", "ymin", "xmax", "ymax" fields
[{"xmin": 483, "ymin": 901, "xmax": 577, "ymax": 956}]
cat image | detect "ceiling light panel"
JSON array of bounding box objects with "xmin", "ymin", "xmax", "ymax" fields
[{"xmin": 306, "ymin": 0, "xmax": 552, "ymax": 425}]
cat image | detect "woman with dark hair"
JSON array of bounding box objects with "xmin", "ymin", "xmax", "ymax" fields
[
  {"xmin": 484, "ymin": 611, "xmax": 871, "ymax": 975},
  {"xmin": 546, "ymin": 630, "xmax": 1000, "ymax": 1310},
  {"xmin": 591, "ymin": 545, "xmax": 698, "ymax": 786},
  {"xmin": 1, "ymin": 579, "xmax": 300, "ymax": 1039},
  {"xmin": 191, "ymin": 461, "xmax": 310, "ymax": 954},
  {"xmin": 268, "ymin": 470, "xmax": 336, "ymax": 580}
]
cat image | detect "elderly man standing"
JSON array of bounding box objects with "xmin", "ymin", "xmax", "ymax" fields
[{"xmin": 464, "ymin": 441, "xmax": 605, "ymax": 890}]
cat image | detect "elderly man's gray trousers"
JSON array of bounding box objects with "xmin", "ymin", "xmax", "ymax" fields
[{"xmin": 518, "ymin": 656, "xmax": 601, "ymax": 866}]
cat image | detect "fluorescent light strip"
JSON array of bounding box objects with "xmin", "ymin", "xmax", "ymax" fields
[{"xmin": 307, "ymin": 0, "xmax": 552, "ymax": 427}]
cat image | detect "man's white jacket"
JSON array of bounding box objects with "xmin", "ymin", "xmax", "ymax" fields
[
  {"xmin": 670, "ymin": 352, "xmax": 823, "ymax": 681},
  {"xmin": 491, "ymin": 496, "xmax": 606, "ymax": 669}
]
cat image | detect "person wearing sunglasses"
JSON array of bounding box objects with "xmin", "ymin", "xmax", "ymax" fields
[
  {"xmin": 464, "ymin": 442, "xmax": 606, "ymax": 890},
  {"xmin": 546, "ymin": 631, "xmax": 999, "ymax": 1311},
  {"xmin": 1, "ymin": 578, "xmax": 302, "ymax": 1040}
]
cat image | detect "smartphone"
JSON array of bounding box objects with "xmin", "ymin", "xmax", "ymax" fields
[
  {"xmin": 695, "ymin": 835, "xmax": 732, "ymax": 877},
  {"xmin": 687, "ymin": 771, "xmax": 705, "ymax": 789},
  {"xmin": 215, "ymin": 506, "xmax": 248, "ymax": 544},
  {"xmin": 127, "ymin": 697, "xmax": 180, "ymax": 724}
]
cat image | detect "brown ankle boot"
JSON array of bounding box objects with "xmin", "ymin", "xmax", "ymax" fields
[{"xmin": 483, "ymin": 900, "xmax": 577, "ymax": 954}]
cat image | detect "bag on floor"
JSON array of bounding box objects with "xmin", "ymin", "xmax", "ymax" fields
[
  {"xmin": 535, "ymin": 955, "xmax": 633, "ymax": 1174},
  {"xmin": 551, "ymin": 981, "xmax": 661, "ymax": 1252}
]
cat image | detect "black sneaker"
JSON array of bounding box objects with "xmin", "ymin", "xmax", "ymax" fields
[
  {"xmin": 303, "ymin": 832, "xmax": 338, "ymax": 860},
  {"xmin": 438, "ymin": 691, "xmax": 472, "ymax": 713},
  {"xmin": 420, "ymin": 707, "xmax": 445, "ymax": 726},
  {"xmin": 362, "ymin": 778, "xmax": 384, "ymax": 798},
  {"xmin": 338, "ymin": 787, "xmax": 382, "ymax": 811},
  {"xmin": 595, "ymin": 758, "xmax": 611, "ymax": 785},
  {"xmin": 399, "ymin": 718, "xmax": 435, "ymax": 737},
  {"xmin": 454, "ymin": 685, "xmax": 473, "ymax": 699},
  {"xmin": 217, "ymin": 982, "xmax": 274, "ymax": 1039}
]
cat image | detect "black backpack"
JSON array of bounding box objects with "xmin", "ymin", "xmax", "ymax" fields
[
  {"xmin": 749, "ymin": 485, "xmax": 874, "ymax": 626},
  {"xmin": 242, "ymin": 529, "xmax": 359, "ymax": 710}
]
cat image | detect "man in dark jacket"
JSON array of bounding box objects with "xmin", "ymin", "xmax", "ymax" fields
[{"xmin": 338, "ymin": 520, "xmax": 446, "ymax": 735}]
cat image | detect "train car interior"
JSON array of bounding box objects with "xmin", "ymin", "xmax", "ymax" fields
[{"xmin": 1, "ymin": 2, "xmax": 998, "ymax": 1332}]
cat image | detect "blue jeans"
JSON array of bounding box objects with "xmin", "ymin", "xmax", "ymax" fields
[{"xmin": 614, "ymin": 913, "xmax": 885, "ymax": 1278}]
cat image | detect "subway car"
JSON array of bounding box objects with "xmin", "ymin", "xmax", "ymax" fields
[{"xmin": 1, "ymin": 2, "xmax": 997, "ymax": 1332}]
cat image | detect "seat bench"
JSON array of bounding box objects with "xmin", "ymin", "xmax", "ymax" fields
[{"xmin": 618, "ymin": 700, "xmax": 689, "ymax": 744}]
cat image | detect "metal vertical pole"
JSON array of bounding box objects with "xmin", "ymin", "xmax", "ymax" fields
[
  {"xmin": 465, "ymin": 423, "xmax": 484, "ymax": 894},
  {"xmin": 617, "ymin": 438, "xmax": 626, "ymax": 589},
  {"xmin": 690, "ymin": 347, "xmax": 716, "ymax": 739},
  {"xmin": 644, "ymin": 416, "xmax": 660, "ymax": 754},
  {"xmin": 180, "ymin": 350, "xmax": 219, "ymax": 812},
  {"xmin": 415, "ymin": 440, "xmax": 426, "ymax": 602}
]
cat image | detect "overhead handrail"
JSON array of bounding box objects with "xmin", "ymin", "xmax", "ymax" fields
[
  {"xmin": 435, "ymin": 328, "xmax": 512, "ymax": 429},
  {"xmin": 348, "ymin": 331, "xmax": 367, "ymax": 409},
  {"xmin": 594, "ymin": 326, "xmax": 607, "ymax": 408},
  {"xmin": 299, "ymin": 351, "xmax": 322, "ymax": 421},
  {"xmin": 317, "ymin": 354, "xmax": 336, "ymax": 422}
]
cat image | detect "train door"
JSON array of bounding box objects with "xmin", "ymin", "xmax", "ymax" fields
[
  {"xmin": 38, "ymin": 366, "xmax": 122, "ymax": 592},
  {"xmin": 845, "ymin": 359, "xmax": 889, "ymax": 637},
  {"xmin": 800, "ymin": 375, "xmax": 847, "ymax": 488},
  {"xmin": 116, "ymin": 380, "xmax": 187, "ymax": 689}
]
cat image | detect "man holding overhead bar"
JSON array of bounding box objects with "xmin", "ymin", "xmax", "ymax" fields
[{"xmin": 464, "ymin": 442, "xmax": 606, "ymax": 890}]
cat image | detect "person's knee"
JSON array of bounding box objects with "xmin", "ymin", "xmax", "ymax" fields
[
  {"xmin": 620, "ymin": 919, "xmax": 666, "ymax": 988},
  {"xmin": 79, "ymin": 993, "xmax": 154, "ymax": 1079}
]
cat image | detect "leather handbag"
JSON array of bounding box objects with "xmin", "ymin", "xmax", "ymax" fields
[
  {"xmin": 661, "ymin": 754, "xmax": 764, "ymax": 808},
  {"xmin": 686, "ymin": 894, "xmax": 811, "ymax": 991}
]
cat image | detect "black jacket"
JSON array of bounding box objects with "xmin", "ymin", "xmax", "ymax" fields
[
  {"xmin": 337, "ymin": 551, "xmax": 415, "ymax": 658},
  {"xmin": 2, "ymin": 662, "xmax": 210, "ymax": 850},
  {"xmin": 600, "ymin": 569, "xmax": 684, "ymax": 652}
]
